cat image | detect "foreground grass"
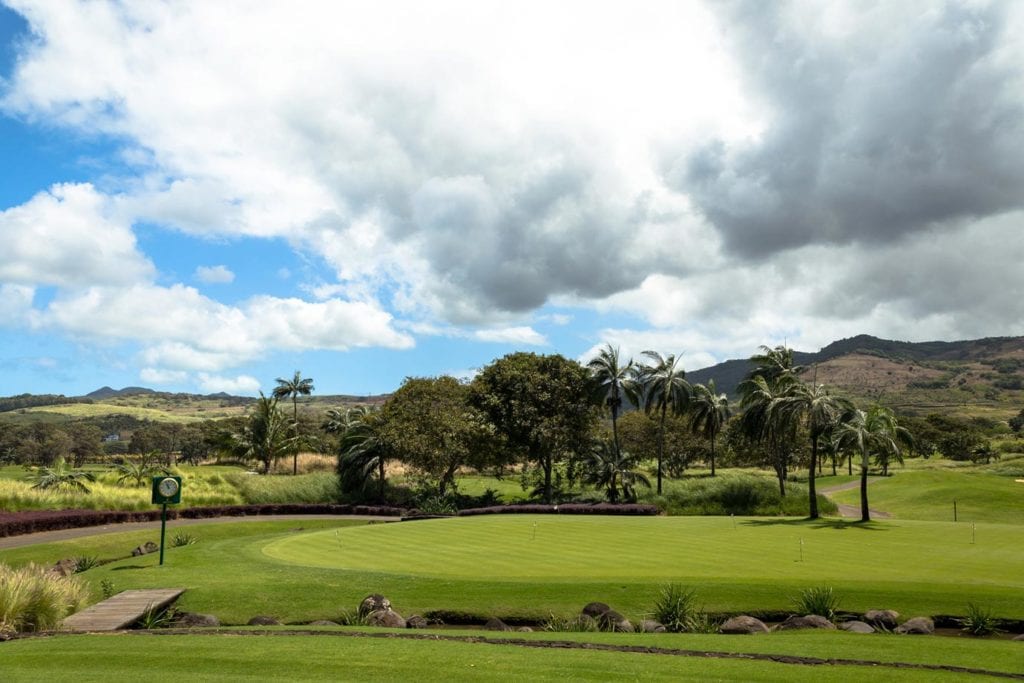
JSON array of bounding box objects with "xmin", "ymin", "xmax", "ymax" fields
[
  {"xmin": 6, "ymin": 516, "xmax": 1023, "ymax": 624},
  {"xmin": 2, "ymin": 631, "xmax": 1017, "ymax": 682}
]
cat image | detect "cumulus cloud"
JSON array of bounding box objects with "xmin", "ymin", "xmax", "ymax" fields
[
  {"xmin": 194, "ymin": 265, "xmax": 234, "ymax": 284},
  {"xmin": 472, "ymin": 326, "xmax": 547, "ymax": 346},
  {"xmin": 0, "ymin": 183, "xmax": 153, "ymax": 287},
  {"xmin": 139, "ymin": 367, "xmax": 188, "ymax": 385},
  {"xmin": 197, "ymin": 373, "xmax": 260, "ymax": 395},
  {"xmin": 672, "ymin": 0, "xmax": 1024, "ymax": 259}
]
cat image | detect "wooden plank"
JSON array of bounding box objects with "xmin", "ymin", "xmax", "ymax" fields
[{"xmin": 62, "ymin": 588, "xmax": 186, "ymax": 632}]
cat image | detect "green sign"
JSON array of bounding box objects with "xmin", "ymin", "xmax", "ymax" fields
[{"xmin": 151, "ymin": 476, "xmax": 182, "ymax": 505}]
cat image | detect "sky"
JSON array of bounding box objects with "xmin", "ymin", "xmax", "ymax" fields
[{"xmin": 1, "ymin": 1, "xmax": 1023, "ymax": 398}]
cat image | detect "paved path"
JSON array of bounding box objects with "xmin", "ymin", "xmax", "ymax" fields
[
  {"xmin": 819, "ymin": 478, "xmax": 890, "ymax": 519},
  {"xmin": 0, "ymin": 514, "xmax": 396, "ymax": 550},
  {"xmin": 62, "ymin": 589, "xmax": 185, "ymax": 632}
]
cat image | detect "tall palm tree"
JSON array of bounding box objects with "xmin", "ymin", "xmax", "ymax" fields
[
  {"xmin": 746, "ymin": 345, "xmax": 804, "ymax": 383},
  {"xmin": 739, "ymin": 354, "xmax": 800, "ymax": 496},
  {"xmin": 329, "ymin": 405, "xmax": 388, "ymax": 502},
  {"xmin": 273, "ymin": 370, "xmax": 315, "ymax": 475},
  {"xmin": 588, "ymin": 344, "xmax": 638, "ymax": 459},
  {"xmin": 688, "ymin": 380, "xmax": 731, "ymax": 477},
  {"xmin": 583, "ymin": 440, "xmax": 651, "ymax": 503},
  {"xmin": 775, "ymin": 381, "xmax": 852, "ymax": 519},
  {"xmin": 834, "ymin": 405, "xmax": 911, "ymax": 522},
  {"xmin": 636, "ymin": 351, "xmax": 690, "ymax": 493}
]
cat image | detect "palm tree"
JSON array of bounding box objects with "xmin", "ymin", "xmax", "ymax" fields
[
  {"xmin": 774, "ymin": 381, "xmax": 852, "ymax": 519},
  {"xmin": 688, "ymin": 380, "xmax": 731, "ymax": 477},
  {"xmin": 583, "ymin": 440, "xmax": 651, "ymax": 503},
  {"xmin": 114, "ymin": 453, "xmax": 166, "ymax": 487},
  {"xmin": 273, "ymin": 370, "xmax": 315, "ymax": 475},
  {"xmin": 739, "ymin": 370, "xmax": 799, "ymax": 497},
  {"xmin": 328, "ymin": 405, "xmax": 388, "ymax": 502},
  {"xmin": 588, "ymin": 344, "xmax": 638, "ymax": 458},
  {"xmin": 834, "ymin": 405, "xmax": 911, "ymax": 522},
  {"xmin": 235, "ymin": 393, "xmax": 296, "ymax": 474},
  {"xmin": 636, "ymin": 351, "xmax": 690, "ymax": 493},
  {"xmin": 31, "ymin": 457, "xmax": 96, "ymax": 493},
  {"xmin": 746, "ymin": 345, "xmax": 804, "ymax": 383}
]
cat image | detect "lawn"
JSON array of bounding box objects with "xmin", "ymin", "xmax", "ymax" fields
[
  {"xmin": 3, "ymin": 630, "xmax": 1019, "ymax": 682},
  {"xmin": 6, "ymin": 516, "xmax": 1023, "ymax": 624}
]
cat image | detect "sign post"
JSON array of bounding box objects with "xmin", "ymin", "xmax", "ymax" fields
[{"xmin": 151, "ymin": 476, "xmax": 182, "ymax": 566}]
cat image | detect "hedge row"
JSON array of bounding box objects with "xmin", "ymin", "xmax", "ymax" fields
[
  {"xmin": 0, "ymin": 504, "xmax": 408, "ymax": 538},
  {"xmin": 457, "ymin": 503, "xmax": 660, "ymax": 517}
]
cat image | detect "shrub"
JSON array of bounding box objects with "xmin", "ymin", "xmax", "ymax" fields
[
  {"xmin": 542, "ymin": 613, "xmax": 599, "ymax": 632},
  {"xmin": 959, "ymin": 603, "xmax": 1003, "ymax": 637},
  {"xmin": 652, "ymin": 583, "xmax": 701, "ymax": 633},
  {"xmin": 652, "ymin": 473, "xmax": 836, "ymax": 517},
  {"xmin": 135, "ymin": 604, "xmax": 175, "ymax": 629},
  {"xmin": 74, "ymin": 556, "xmax": 102, "ymax": 573},
  {"xmin": 170, "ymin": 532, "xmax": 198, "ymax": 547},
  {"xmin": 0, "ymin": 563, "xmax": 88, "ymax": 634},
  {"xmin": 792, "ymin": 586, "xmax": 840, "ymax": 620}
]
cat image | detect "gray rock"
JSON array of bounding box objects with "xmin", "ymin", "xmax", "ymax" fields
[
  {"xmin": 895, "ymin": 617, "xmax": 934, "ymax": 635},
  {"xmin": 366, "ymin": 609, "xmax": 406, "ymax": 629},
  {"xmin": 175, "ymin": 612, "xmax": 220, "ymax": 627},
  {"xmin": 247, "ymin": 615, "xmax": 281, "ymax": 626},
  {"xmin": 484, "ymin": 617, "xmax": 512, "ymax": 631},
  {"xmin": 638, "ymin": 619, "xmax": 667, "ymax": 633},
  {"xmin": 406, "ymin": 615, "xmax": 429, "ymax": 629},
  {"xmin": 582, "ymin": 602, "xmax": 611, "ymax": 619},
  {"xmin": 517, "ymin": 626, "xmax": 533, "ymax": 633},
  {"xmin": 308, "ymin": 620, "xmax": 340, "ymax": 626},
  {"xmin": 50, "ymin": 558, "xmax": 78, "ymax": 577},
  {"xmin": 839, "ymin": 620, "xmax": 876, "ymax": 634},
  {"xmin": 599, "ymin": 609, "xmax": 634, "ymax": 633},
  {"xmin": 131, "ymin": 541, "xmax": 160, "ymax": 557},
  {"xmin": 864, "ymin": 609, "xmax": 900, "ymax": 629},
  {"xmin": 774, "ymin": 615, "xmax": 836, "ymax": 631},
  {"xmin": 358, "ymin": 594, "xmax": 392, "ymax": 618},
  {"xmin": 1013, "ymin": 633, "xmax": 1024, "ymax": 641},
  {"xmin": 720, "ymin": 615, "xmax": 769, "ymax": 634}
]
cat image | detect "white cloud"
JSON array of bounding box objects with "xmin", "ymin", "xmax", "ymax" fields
[
  {"xmin": 194, "ymin": 265, "xmax": 234, "ymax": 284},
  {"xmin": 472, "ymin": 326, "xmax": 547, "ymax": 346},
  {"xmin": 0, "ymin": 285, "xmax": 35, "ymax": 327},
  {"xmin": 197, "ymin": 373, "xmax": 260, "ymax": 395},
  {"xmin": 140, "ymin": 367, "xmax": 188, "ymax": 384},
  {"xmin": 0, "ymin": 183, "xmax": 153, "ymax": 287}
]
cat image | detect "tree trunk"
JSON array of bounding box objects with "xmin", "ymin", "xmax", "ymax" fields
[
  {"xmin": 808, "ymin": 436, "xmax": 819, "ymax": 519},
  {"xmin": 543, "ymin": 454, "xmax": 553, "ymax": 504},
  {"xmin": 848, "ymin": 452, "xmax": 853, "ymax": 476},
  {"xmin": 709, "ymin": 432, "xmax": 716, "ymax": 478},
  {"xmin": 292, "ymin": 398, "xmax": 299, "ymax": 476},
  {"xmin": 860, "ymin": 454, "xmax": 870, "ymax": 522},
  {"xmin": 657, "ymin": 405, "xmax": 665, "ymax": 494},
  {"xmin": 831, "ymin": 453, "xmax": 837, "ymax": 476},
  {"xmin": 377, "ymin": 457, "xmax": 386, "ymax": 502}
]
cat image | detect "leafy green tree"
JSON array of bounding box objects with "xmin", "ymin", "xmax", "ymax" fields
[
  {"xmin": 636, "ymin": 351, "xmax": 690, "ymax": 493},
  {"xmin": 774, "ymin": 381, "xmax": 852, "ymax": 519},
  {"xmin": 688, "ymin": 380, "xmax": 731, "ymax": 478},
  {"xmin": 470, "ymin": 352, "xmax": 597, "ymax": 504},
  {"xmin": 583, "ymin": 440, "xmax": 651, "ymax": 503},
  {"xmin": 234, "ymin": 393, "xmax": 296, "ymax": 474},
  {"xmin": 67, "ymin": 424, "xmax": 102, "ymax": 467},
  {"xmin": 617, "ymin": 410, "xmax": 707, "ymax": 478},
  {"xmin": 31, "ymin": 456, "xmax": 95, "ymax": 493},
  {"xmin": 377, "ymin": 376, "xmax": 492, "ymax": 496},
  {"xmin": 1009, "ymin": 409, "xmax": 1024, "ymax": 434},
  {"xmin": 273, "ymin": 370, "xmax": 315, "ymax": 475},
  {"xmin": 587, "ymin": 344, "xmax": 638, "ymax": 459},
  {"xmin": 835, "ymin": 405, "xmax": 911, "ymax": 522}
]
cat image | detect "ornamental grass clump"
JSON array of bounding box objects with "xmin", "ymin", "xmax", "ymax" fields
[
  {"xmin": 792, "ymin": 586, "xmax": 840, "ymax": 621},
  {"xmin": 653, "ymin": 583, "xmax": 703, "ymax": 633},
  {"xmin": 960, "ymin": 603, "xmax": 1003, "ymax": 637},
  {"xmin": 0, "ymin": 563, "xmax": 88, "ymax": 634}
]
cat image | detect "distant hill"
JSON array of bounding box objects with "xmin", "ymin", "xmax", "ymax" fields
[
  {"xmin": 85, "ymin": 386, "xmax": 157, "ymax": 399},
  {"xmin": 687, "ymin": 334, "xmax": 1024, "ymax": 419}
]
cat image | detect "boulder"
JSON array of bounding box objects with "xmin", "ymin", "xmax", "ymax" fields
[
  {"xmin": 598, "ymin": 609, "xmax": 634, "ymax": 633},
  {"xmin": 175, "ymin": 612, "xmax": 220, "ymax": 627},
  {"xmin": 366, "ymin": 609, "xmax": 406, "ymax": 629},
  {"xmin": 131, "ymin": 541, "xmax": 160, "ymax": 557},
  {"xmin": 774, "ymin": 615, "xmax": 836, "ymax": 631},
  {"xmin": 720, "ymin": 615, "xmax": 769, "ymax": 634},
  {"xmin": 581, "ymin": 602, "xmax": 611, "ymax": 619},
  {"xmin": 1013, "ymin": 633, "xmax": 1024, "ymax": 641},
  {"xmin": 839, "ymin": 620, "xmax": 876, "ymax": 634},
  {"xmin": 895, "ymin": 617, "xmax": 934, "ymax": 635},
  {"xmin": 517, "ymin": 626, "xmax": 534, "ymax": 633},
  {"xmin": 638, "ymin": 619, "xmax": 667, "ymax": 633},
  {"xmin": 247, "ymin": 616, "xmax": 281, "ymax": 626},
  {"xmin": 484, "ymin": 617, "xmax": 512, "ymax": 632},
  {"xmin": 358, "ymin": 594, "xmax": 392, "ymax": 618},
  {"xmin": 864, "ymin": 609, "xmax": 900, "ymax": 629},
  {"xmin": 308, "ymin": 620, "xmax": 340, "ymax": 626},
  {"xmin": 50, "ymin": 558, "xmax": 78, "ymax": 577},
  {"xmin": 406, "ymin": 615, "xmax": 429, "ymax": 629}
]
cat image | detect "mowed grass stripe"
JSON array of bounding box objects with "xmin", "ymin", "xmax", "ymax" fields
[{"xmin": 263, "ymin": 516, "xmax": 1024, "ymax": 588}]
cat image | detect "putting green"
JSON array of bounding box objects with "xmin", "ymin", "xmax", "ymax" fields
[{"xmin": 263, "ymin": 515, "xmax": 1024, "ymax": 588}]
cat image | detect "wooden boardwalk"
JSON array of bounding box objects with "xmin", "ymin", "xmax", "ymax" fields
[{"xmin": 62, "ymin": 589, "xmax": 186, "ymax": 632}]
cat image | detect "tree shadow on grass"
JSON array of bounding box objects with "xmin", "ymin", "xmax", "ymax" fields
[
  {"xmin": 740, "ymin": 518, "xmax": 890, "ymax": 532},
  {"xmin": 111, "ymin": 564, "xmax": 150, "ymax": 570}
]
